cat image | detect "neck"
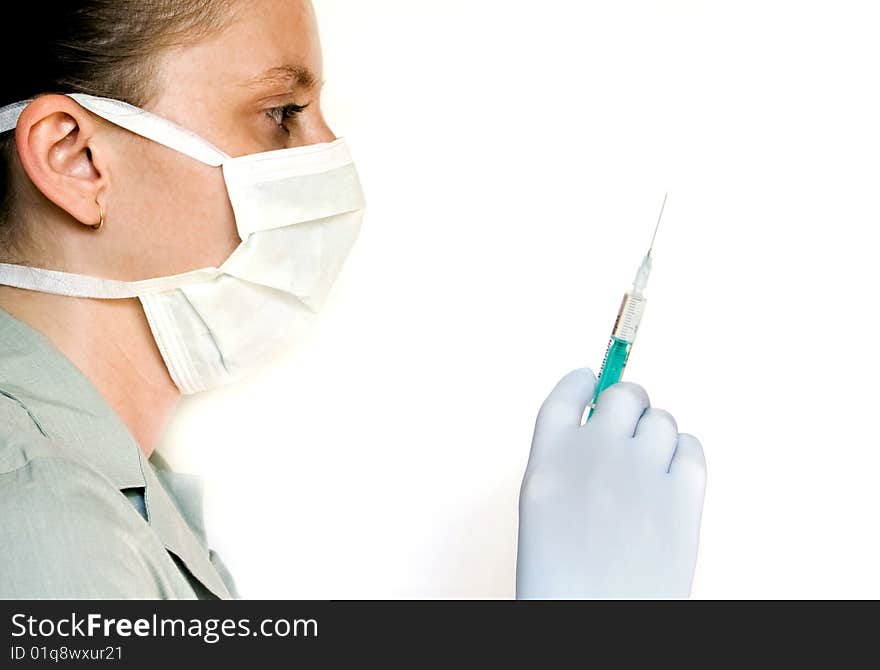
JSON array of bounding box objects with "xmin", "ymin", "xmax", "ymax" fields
[{"xmin": 0, "ymin": 288, "xmax": 180, "ymax": 459}]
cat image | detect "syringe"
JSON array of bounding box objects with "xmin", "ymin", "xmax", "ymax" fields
[{"xmin": 587, "ymin": 194, "xmax": 668, "ymax": 420}]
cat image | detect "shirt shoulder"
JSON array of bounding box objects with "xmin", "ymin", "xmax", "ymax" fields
[
  {"xmin": 0, "ymin": 388, "xmax": 52, "ymax": 471},
  {"xmin": 0, "ymin": 444, "xmax": 189, "ymax": 599}
]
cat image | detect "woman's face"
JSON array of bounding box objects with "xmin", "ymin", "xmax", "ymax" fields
[{"xmin": 31, "ymin": 0, "xmax": 334, "ymax": 281}]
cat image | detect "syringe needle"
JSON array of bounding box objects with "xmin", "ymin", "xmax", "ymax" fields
[{"xmin": 648, "ymin": 192, "xmax": 668, "ymax": 257}]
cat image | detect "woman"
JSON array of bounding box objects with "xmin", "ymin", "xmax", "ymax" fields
[{"xmin": 0, "ymin": 0, "xmax": 705, "ymax": 599}]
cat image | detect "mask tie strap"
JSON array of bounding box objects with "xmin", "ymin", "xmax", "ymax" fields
[
  {"xmin": 0, "ymin": 263, "xmax": 221, "ymax": 299},
  {"xmin": 0, "ymin": 94, "xmax": 230, "ymax": 167}
]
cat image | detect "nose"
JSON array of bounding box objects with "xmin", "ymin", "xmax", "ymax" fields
[{"xmin": 301, "ymin": 112, "xmax": 337, "ymax": 145}]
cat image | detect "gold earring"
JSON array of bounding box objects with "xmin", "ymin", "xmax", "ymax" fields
[{"xmin": 92, "ymin": 200, "xmax": 105, "ymax": 232}]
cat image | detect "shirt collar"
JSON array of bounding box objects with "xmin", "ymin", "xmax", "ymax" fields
[
  {"xmin": 0, "ymin": 306, "xmax": 231, "ymax": 599},
  {"xmin": 0, "ymin": 306, "xmax": 145, "ymax": 489}
]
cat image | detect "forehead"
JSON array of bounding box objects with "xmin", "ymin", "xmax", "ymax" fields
[{"xmin": 154, "ymin": 0, "xmax": 323, "ymax": 99}]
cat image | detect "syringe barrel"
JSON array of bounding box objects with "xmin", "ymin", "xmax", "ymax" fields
[
  {"xmin": 587, "ymin": 292, "xmax": 648, "ymax": 419},
  {"xmin": 611, "ymin": 291, "xmax": 647, "ymax": 343},
  {"xmin": 592, "ymin": 336, "xmax": 632, "ymax": 405}
]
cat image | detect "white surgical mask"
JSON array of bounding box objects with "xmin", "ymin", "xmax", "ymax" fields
[{"xmin": 0, "ymin": 94, "xmax": 366, "ymax": 394}]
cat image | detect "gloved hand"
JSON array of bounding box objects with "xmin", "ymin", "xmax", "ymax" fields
[{"xmin": 516, "ymin": 368, "xmax": 706, "ymax": 599}]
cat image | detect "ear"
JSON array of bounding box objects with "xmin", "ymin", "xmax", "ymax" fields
[{"xmin": 14, "ymin": 94, "xmax": 109, "ymax": 230}]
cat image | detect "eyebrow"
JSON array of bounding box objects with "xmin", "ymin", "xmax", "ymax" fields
[{"xmin": 248, "ymin": 64, "xmax": 322, "ymax": 90}]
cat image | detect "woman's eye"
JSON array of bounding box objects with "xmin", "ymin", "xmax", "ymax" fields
[{"xmin": 267, "ymin": 103, "xmax": 310, "ymax": 132}]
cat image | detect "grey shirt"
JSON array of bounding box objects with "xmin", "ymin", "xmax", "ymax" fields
[{"xmin": 0, "ymin": 307, "xmax": 238, "ymax": 599}]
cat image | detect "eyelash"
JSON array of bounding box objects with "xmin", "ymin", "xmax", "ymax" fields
[{"xmin": 267, "ymin": 103, "xmax": 310, "ymax": 132}]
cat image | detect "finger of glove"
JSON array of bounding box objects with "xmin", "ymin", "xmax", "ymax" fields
[
  {"xmin": 633, "ymin": 407, "xmax": 679, "ymax": 471},
  {"xmin": 533, "ymin": 368, "xmax": 597, "ymax": 449},
  {"xmin": 587, "ymin": 381, "xmax": 650, "ymax": 438},
  {"xmin": 668, "ymin": 433, "xmax": 707, "ymax": 496}
]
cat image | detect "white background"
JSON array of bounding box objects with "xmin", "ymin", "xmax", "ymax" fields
[{"xmin": 159, "ymin": 0, "xmax": 880, "ymax": 598}]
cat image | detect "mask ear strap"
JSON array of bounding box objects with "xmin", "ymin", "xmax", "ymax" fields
[
  {"xmin": 0, "ymin": 100, "xmax": 28, "ymax": 134},
  {"xmin": 69, "ymin": 94, "xmax": 230, "ymax": 167},
  {"xmin": 0, "ymin": 93, "xmax": 230, "ymax": 167}
]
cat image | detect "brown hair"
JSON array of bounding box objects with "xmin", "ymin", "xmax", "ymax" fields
[{"xmin": 0, "ymin": 1, "xmax": 236, "ymax": 259}]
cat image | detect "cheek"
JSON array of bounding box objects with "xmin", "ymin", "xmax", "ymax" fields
[{"xmin": 111, "ymin": 147, "xmax": 240, "ymax": 277}]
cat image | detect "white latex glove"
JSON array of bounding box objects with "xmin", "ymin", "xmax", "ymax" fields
[{"xmin": 516, "ymin": 368, "xmax": 706, "ymax": 599}]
